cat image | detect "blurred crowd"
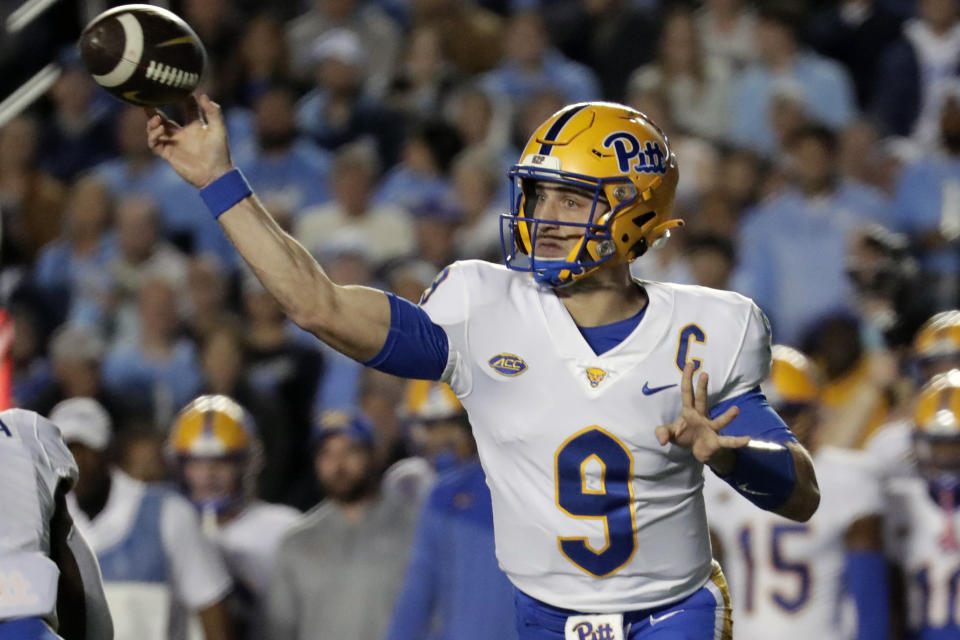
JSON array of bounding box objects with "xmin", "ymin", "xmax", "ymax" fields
[{"xmin": 5, "ymin": 0, "xmax": 960, "ymax": 638}]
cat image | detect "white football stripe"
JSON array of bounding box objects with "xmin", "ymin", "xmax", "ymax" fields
[{"xmin": 92, "ymin": 13, "xmax": 144, "ymax": 88}]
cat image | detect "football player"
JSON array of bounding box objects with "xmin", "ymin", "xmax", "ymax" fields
[
  {"xmin": 705, "ymin": 346, "xmax": 888, "ymax": 640},
  {"xmin": 167, "ymin": 395, "xmax": 300, "ymax": 638},
  {"xmin": 148, "ymin": 98, "xmax": 819, "ymax": 639},
  {"xmin": 0, "ymin": 408, "xmax": 113, "ymax": 640},
  {"xmin": 886, "ymin": 369, "xmax": 960, "ymax": 639}
]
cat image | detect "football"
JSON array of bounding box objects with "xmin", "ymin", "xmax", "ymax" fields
[{"xmin": 78, "ymin": 4, "xmax": 206, "ymax": 107}]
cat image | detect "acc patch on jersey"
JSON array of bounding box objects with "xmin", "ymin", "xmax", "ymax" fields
[{"xmin": 488, "ymin": 353, "xmax": 528, "ymax": 377}]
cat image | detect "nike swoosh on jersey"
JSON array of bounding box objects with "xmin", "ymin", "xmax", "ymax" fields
[
  {"xmin": 649, "ymin": 610, "xmax": 683, "ymax": 625},
  {"xmin": 736, "ymin": 483, "xmax": 773, "ymax": 497},
  {"xmin": 642, "ymin": 382, "xmax": 676, "ymax": 396}
]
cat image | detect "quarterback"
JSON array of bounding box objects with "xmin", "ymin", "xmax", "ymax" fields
[{"xmin": 147, "ymin": 98, "xmax": 819, "ymax": 639}]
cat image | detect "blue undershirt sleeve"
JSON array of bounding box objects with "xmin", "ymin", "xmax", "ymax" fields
[
  {"xmin": 845, "ymin": 550, "xmax": 890, "ymax": 640},
  {"xmin": 363, "ymin": 293, "xmax": 450, "ymax": 380},
  {"xmin": 710, "ymin": 387, "xmax": 798, "ymax": 444}
]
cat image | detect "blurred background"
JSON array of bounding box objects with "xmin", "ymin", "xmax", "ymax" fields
[{"xmin": 1, "ymin": 0, "xmax": 959, "ymax": 639}]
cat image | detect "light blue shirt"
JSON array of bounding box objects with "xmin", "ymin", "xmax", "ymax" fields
[
  {"xmin": 480, "ymin": 50, "xmax": 601, "ymax": 105},
  {"xmin": 234, "ymin": 140, "xmax": 334, "ymax": 217},
  {"xmin": 729, "ymin": 52, "xmax": 856, "ymax": 155},
  {"xmin": 101, "ymin": 339, "xmax": 203, "ymax": 416},
  {"xmin": 732, "ymin": 182, "xmax": 893, "ymax": 345},
  {"xmin": 895, "ymin": 154, "xmax": 960, "ymax": 275}
]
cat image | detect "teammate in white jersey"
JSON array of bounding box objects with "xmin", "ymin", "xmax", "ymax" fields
[
  {"xmin": 0, "ymin": 408, "xmax": 113, "ymax": 640},
  {"xmin": 705, "ymin": 346, "xmax": 888, "ymax": 640},
  {"xmin": 167, "ymin": 395, "xmax": 300, "ymax": 638},
  {"xmin": 886, "ymin": 369, "xmax": 960, "ymax": 640},
  {"xmin": 147, "ymin": 98, "xmax": 819, "ymax": 639}
]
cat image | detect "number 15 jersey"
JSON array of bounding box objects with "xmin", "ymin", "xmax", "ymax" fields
[{"xmin": 420, "ymin": 260, "xmax": 771, "ymax": 613}]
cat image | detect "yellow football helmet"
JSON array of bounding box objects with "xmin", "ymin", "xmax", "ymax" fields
[
  {"xmin": 168, "ymin": 394, "xmax": 255, "ymax": 458},
  {"xmin": 763, "ymin": 345, "xmax": 821, "ymax": 409},
  {"xmin": 501, "ymin": 102, "xmax": 682, "ymax": 287},
  {"xmin": 402, "ymin": 380, "xmax": 465, "ymax": 423},
  {"xmin": 915, "ymin": 310, "xmax": 960, "ymax": 360},
  {"xmin": 913, "ymin": 370, "xmax": 960, "ymax": 487}
]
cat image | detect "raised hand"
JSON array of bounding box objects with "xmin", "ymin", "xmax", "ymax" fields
[
  {"xmin": 654, "ymin": 362, "xmax": 749, "ymax": 473},
  {"xmin": 145, "ymin": 94, "xmax": 234, "ymax": 189}
]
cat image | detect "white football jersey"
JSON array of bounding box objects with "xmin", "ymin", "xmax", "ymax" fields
[
  {"xmin": 421, "ymin": 260, "xmax": 771, "ymax": 612},
  {"xmin": 885, "ymin": 475, "xmax": 960, "ymax": 634},
  {"xmin": 704, "ymin": 447, "xmax": 884, "ymax": 640},
  {"xmin": 0, "ymin": 408, "xmax": 79, "ymax": 622},
  {"xmin": 216, "ymin": 501, "xmax": 300, "ymax": 596}
]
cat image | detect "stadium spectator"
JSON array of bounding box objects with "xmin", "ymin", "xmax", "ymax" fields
[
  {"xmin": 296, "ymin": 28, "xmax": 405, "ymax": 167},
  {"xmin": 845, "ymin": 224, "xmax": 934, "ymax": 350},
  {"xmin": 839, "ymin": 118, "xmax": 900, "ymax": 193},
  {"xmin": 685, "ymin": 233, "xmax": 737, "ymax": 291},
  {"xmin": 181, "ymin": 0, "xmax": 244, "ymax": 101},
  {"xmin": 443, "ymin": 83, "xmax": 515, "ymax": 170},
  {"xmin": 9, "ymin": 304, "xmax": 53, "ymax": 411},
  {"xmin": 241, "ymin": 274, "xmax": 324, "ymax": 508},
  {"xmin": 873, "ymin": 0, "xmax": 960, "ymax": 144},
  {"xmin": 101, "ymin": 276, "xmax": 203, "ymax": 427},
  {"xmin": 233, "ymin": 85, "xmax": 333, "ymax": 217},
  {"xmin": 628, "ymin": 5, "xmax": 733, "ymax": 142},
  {"xmin": 386, "ymin": 25, "xmax": 458, "ymax": 121},
  {"xmin": 57, "ymin": 396, "xmax": 234, "ymax": 640},
  {"xmin": 480, "ymin": 9, "xmax": 601, "ymax": 105},
  {"xmin": 265, "ymin": 411, "xmax": 418, "ymax": 640},
  {"xmin": 695, "ymin": 0, "xmax": 758, "ymax": 71},
  {"xmin": 374, "ymin": 118, "xmax": 463, "ymax": 213},
  {"xmin": 286, "ymin": 0, "xmax": 401, "ymax": 98},
  {"xmin": 894, "ymin": 89, "xmax": 960, "ymax": 309},
  {"xmin": 183, "ymin": 254, "xmax": 240, "ymax": 345},
  {"xmin": 227, "ymin": 14, "xmax": 293, "ymax": 109},
  {"xmin": 808, "ymin": 0, "xmax": 904, "ymax": 110},
  {"xmin": 28, "ymin": 323, "xmax": 123, "ymax": 425},
  {"xmin": 168, "ymin": 395, "xmax": 301, "ymax": 639},
  {"xmin": 451, "ymin": 148, "xmax": 504, "ymax": 261},
  {"xmin": 93, "ymin": 106, "xmax": 202, "ymax": 252},
  {"xmin": 0, "ymin": 114, "xmax": 65, "ymax": 265},
  {"xmin": 108, "ymin": 195, "xmax": 189, "ymax": 345},
  {"xmin": 729, "ymin": 1, "xmax": 856, "ymax": 155},
  {"xmin": 31, "ymin": 175, "xmax": 115, "ymax": 329},
  {"xmin": 734, "ymin": 124, "xmax": 894, "ymax": 345},
  {"xmin": 549, "ymin": 0, "xmax": 658, "ymax": 103},
  {"xmin": 409, "ymin": 0, "xmax": 503, "ymax": 76},
  {"xmin": 116, "ymin": 424, "xmax": 168, "ymax": 483},
  {"xmin": 39, "ymin": 53, "xmax": 116, "ymax": 180},
  {"xmin": 385, "ymin": 381, "xmax": 518, "ymax": 640},
  {"xmin": 410, "ymin": 198, "xmax": 462, "ymax": 271},
  {"xmin": 295, "ymin": 142, "xmax": 415, "ymax": 265}
]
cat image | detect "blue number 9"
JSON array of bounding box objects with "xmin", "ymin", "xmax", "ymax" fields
[{"xmin": 555, "ymin": 427, "xmax": 636, "ymax": 578}]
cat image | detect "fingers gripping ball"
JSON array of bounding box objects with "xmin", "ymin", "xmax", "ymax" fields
[{"xmin": 79, "ymin": 4, "xmax": 206, "ymax": 107}]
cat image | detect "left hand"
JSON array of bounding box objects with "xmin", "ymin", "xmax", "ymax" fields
[{"xmin": 654, "ymin": 362, "xmax": 749, "ymax": 473}]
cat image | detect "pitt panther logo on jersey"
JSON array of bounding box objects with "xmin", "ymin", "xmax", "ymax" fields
[
  {"xmin": 601, "ymin": 132, "xmax": 667, "ymax": 175},
  {"xmin": 585, "ymin": 367, "xmax": 607, "ymax": 388},
  {"xmin": 564, "ymin": 614, "xmax": 625, "ymax": 640},
  {"xmin": 488, "ymin": 353, "xmax": 528, "ymax": 377}
]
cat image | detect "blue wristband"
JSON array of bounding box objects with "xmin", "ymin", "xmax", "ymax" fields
[
  {"xmin": 199, "ymin": 168, "xmax": 252, "ymax": 219},
  {"xmin": 721, "ymin": 441, "xmax": 796, "ymax": 510}
]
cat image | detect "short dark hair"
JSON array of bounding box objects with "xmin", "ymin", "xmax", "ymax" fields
[
  {"xmin": 787, "ymin": 122, "xmax": 839, "ymax": 155},
  {"xmin": 757, "ymin": 0, "xmax": 805, "ymax": 40}
]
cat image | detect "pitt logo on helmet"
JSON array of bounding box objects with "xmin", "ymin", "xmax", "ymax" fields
[
  {"xmin": 488, "ymin": 353, "xmax": 528, "ymax": 376},
  {"xmin": 601, "ymin": 132, "xmax": 667, "ymax": 175}
]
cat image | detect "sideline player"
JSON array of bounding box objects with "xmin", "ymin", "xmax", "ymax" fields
[
  {"xmin": 705, "ymin": 346, "xmax": 888, "ymax": 640},
  {"xmin": 886, "ymin": 369, "xmax": 960, "ymax": 639},
  {"xmin": 0, "ymin": 408, "xmax": 113, "ymax": 640},
  {"xmin": 147, "ymin": 98, "xmax": 819, "ymax": 639},
  {"xmin": 167, "ymin": 395, "xmax": 300, "ymax": 638}
]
